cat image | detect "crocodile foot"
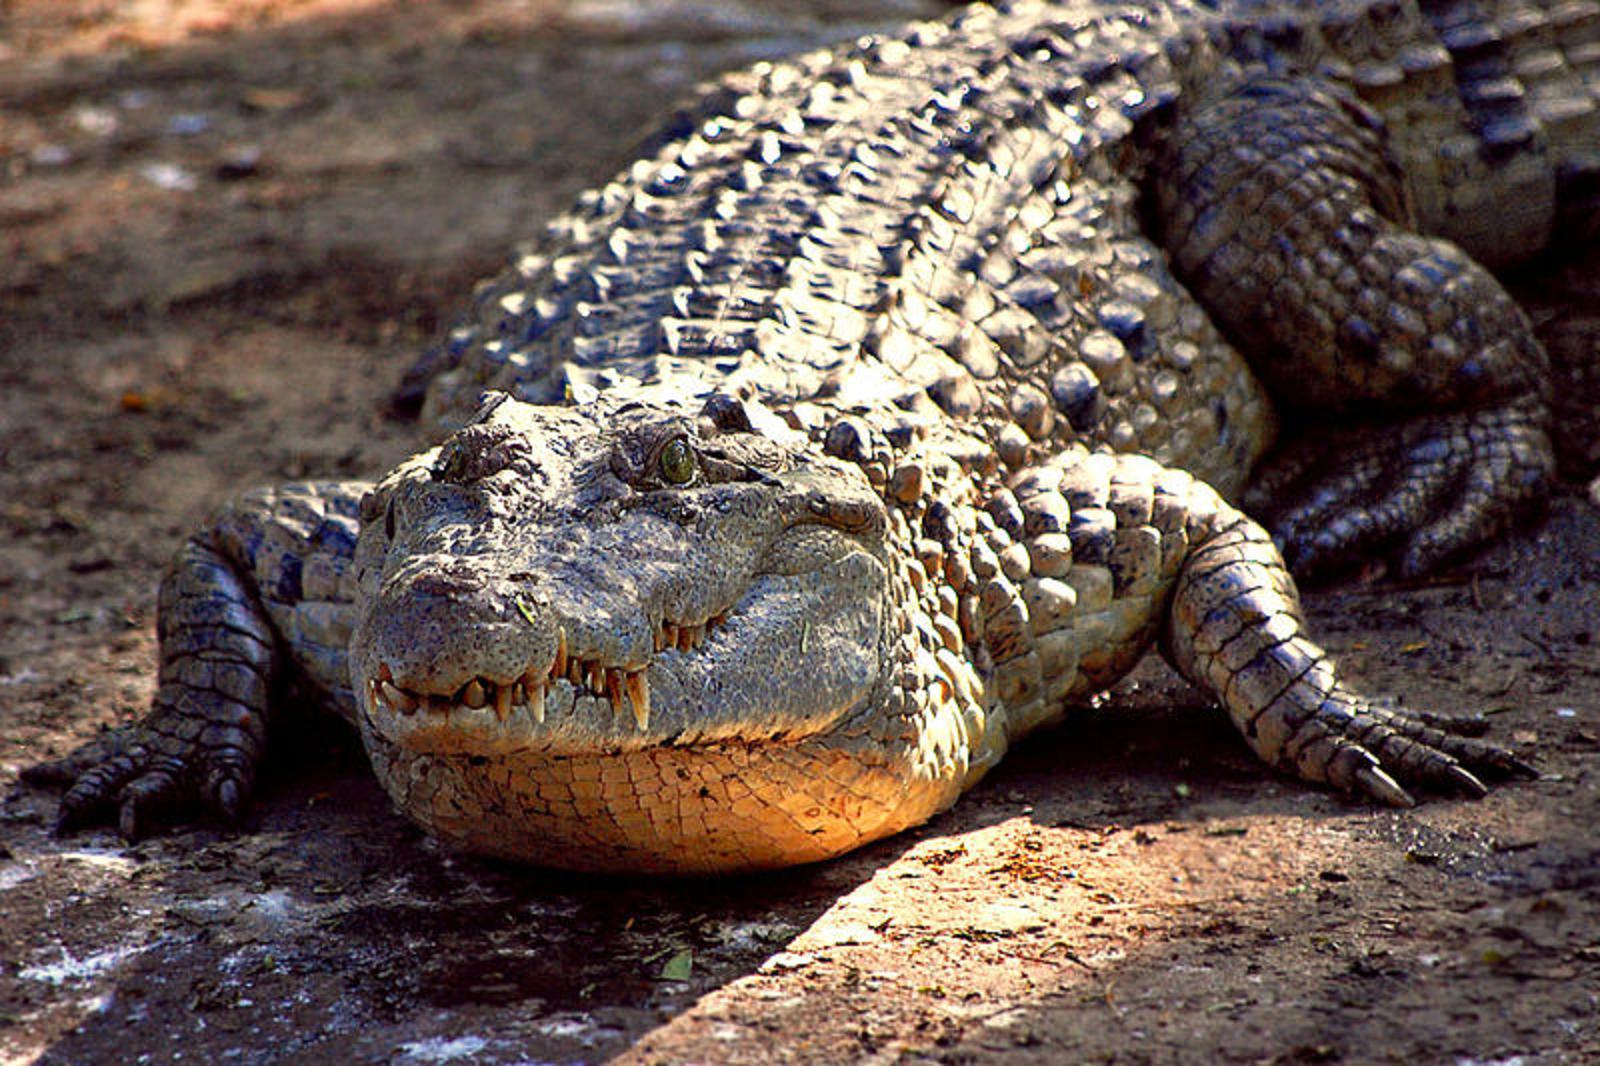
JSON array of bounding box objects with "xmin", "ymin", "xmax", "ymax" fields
[
  {"xmin": 1165, "ymin": 500, "xmax": 1536, "ymax": 806},
  {"xmin": 19, "ymin": 487, "xmax": 344, "ymax": 842},
  {"xmin": 1246, "ymin": 402, "xmax": 1553, "ymax": 581},
  {"xmin": 1315, "ymin": 700, "xmax": 1537, "ymax": 806},
  {"xmin": 22, "ymin": 722, "xmax": 249, "ymax": 841}
]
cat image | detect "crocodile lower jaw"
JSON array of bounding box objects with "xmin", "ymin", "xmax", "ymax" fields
[{"xmin": 359, "ymin": 719, "xmax": 951, "ymax": 875}]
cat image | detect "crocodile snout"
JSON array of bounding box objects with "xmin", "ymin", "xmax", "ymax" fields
[{"xmin": 367, "ymin": 561, "xmax": 546, "ymax": 698}]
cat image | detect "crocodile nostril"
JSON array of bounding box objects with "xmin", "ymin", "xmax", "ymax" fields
[{"xmin": 409, "ymin": 568, "xmax": 484, "ymax": 598}]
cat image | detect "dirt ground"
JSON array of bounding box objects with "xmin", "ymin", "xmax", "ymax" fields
[{"xmin": 2, "ymin": 2, "xmax": 1599, "ymax": 1063}]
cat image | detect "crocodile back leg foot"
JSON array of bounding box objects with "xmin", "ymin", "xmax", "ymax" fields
[
  {"xmin": 1256, "ymin": 400, "xmax": 1551, "ymax": 579},
  {"xmin": 1149, "ymin": 76, "xmax": 1555, "ymax": 579}
]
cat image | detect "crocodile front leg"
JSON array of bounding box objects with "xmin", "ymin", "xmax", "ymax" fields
[
  {"xmin": 1162, "ymin": 486, "xmax": 1531, "ymax": 803},
  {"xmin": 24, "ymin": 482, "xmax": 366, "ymax": 838},
  {"xmin": 1149, "ymin": 77, "xmax": 1554, "ymax": 579},
  {"xmin": 978, "ymin": 449, "xmax": 1528, "ymax": 804}
]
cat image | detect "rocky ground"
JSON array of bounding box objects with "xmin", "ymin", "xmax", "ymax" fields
[{"xmin": 2, "ymin": 2, "xmax": 1598, "ymax": 1063}]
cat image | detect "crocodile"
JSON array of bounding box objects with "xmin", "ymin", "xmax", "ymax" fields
[{"xmin": 28, "ymin": 0, "xmax": 1592, "ymax": 874}]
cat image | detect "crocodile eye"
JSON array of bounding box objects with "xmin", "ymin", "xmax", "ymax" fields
[{"xmin": 658, "ymin": 437, "xmax": 696, "ymax": 485}]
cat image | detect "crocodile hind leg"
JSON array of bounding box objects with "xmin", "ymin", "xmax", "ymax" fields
[
  {"xmin": 23, "ymin": 482, "xmax": 366, "ymax": 839},
  {"xmin": 1148, "ymin": 77, "xmax": 1554, "ymax": 579},
  {"xmin": 980, "ymin": 448, "xmax": 1528, "ymax": 803}
]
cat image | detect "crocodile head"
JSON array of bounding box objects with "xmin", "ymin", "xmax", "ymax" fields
[{"xmin": 348, "ymin": 392, "xmax": 958, "ymax": 872}]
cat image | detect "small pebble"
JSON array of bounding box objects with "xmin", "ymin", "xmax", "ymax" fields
[
  {"xmin": 167, "ymin": 113, "xmax": 211, "ymax": 135},
  {"xmin": 141, "ymin": 162, "xmax": 198, "ymax": 191}
]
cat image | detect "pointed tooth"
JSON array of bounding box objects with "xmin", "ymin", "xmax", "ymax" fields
[
  {"xmin": 551, "ymin": 627, "xmax": 568, "ymax": 679},
  {"xmin": 462, "ymin": 679, "xmax": 487, "ymax": 709},
  {"xmin": 588, "ymin": 661, "xmax": 607, "ymax": 696},
  {"xmin": 380, "ymin": 681, "xmax": 416, "ymax": 715},
  {"xmin": 624, "ymin": 671, "xmax": 650, "ymax": 731},
  {"xmin": 567, "ymin": 656, "xmax": 584, "ymax": 686},
  {"xmin": 528, "ymin": 680, "xmax": 546, "ymax": 723},
  {"xmin": 605, "ymin": 668, "xmax": 624, "ymax": 714},
  {"xmin": 495, "ymin": 682, "xmax": 513, "ymax": 721},
  {"xmin": 663, "ymin": 623, "xmax": 680, "ymax": 650},
  {"xmin": 676, "ymin": 624, "xmax": 696, "ymax": 652},
  {"xmin": 654, "ymin": 622, "xmax": 668, "ymax": 653}
]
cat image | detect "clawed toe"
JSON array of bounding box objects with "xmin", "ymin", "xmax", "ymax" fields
[
  {"xmin": 214, "ymin": 777, "xmax": 245, "ymax": 825},
  {"xmin": 1260, "ymin": 404, "xmax": 1550, "ymax": 582},
  {"xmin": 26, "ymin": 727, "xmax": 228, "ymax": 843},
  {"xmin": 1345, "ymin": 744, "xmax": 1515, "ymax": 807},
  {"xmin": 1480, "ymin": 749, "xmax": 1538, "ymax": 781},
  {"xmin": 1353, "ymin": 763, "xmax": 1415, "ymax": 808},
  {"xmin": 1440, "ymin": 763, "xmax": 1488, "ymax": 798}
]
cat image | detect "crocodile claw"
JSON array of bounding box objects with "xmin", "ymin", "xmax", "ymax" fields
[
  {"xmin": 1442, "ymin": 763, "xmax": 1489, "ymax": 798},
  {"xmin": 214, "ymin": 777, "xmax": 246, "ymax": 826},
  {"xmin": 29, "ymin": 723, "xmax": 257, "ymax": 843},
  {"xmin": 1352, "ymin": 763, "xmax": 1415, "ymax": 808},
  {"xmin": 1478, "ymin": 749, "xmax": 1539, "ymax": 781}
]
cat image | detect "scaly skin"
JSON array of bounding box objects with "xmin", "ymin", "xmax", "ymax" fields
[{"xmin": 31, "ymin": 0, "xmax": 1588, "ymax": 872}]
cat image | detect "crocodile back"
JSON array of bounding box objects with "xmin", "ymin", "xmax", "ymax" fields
[
  {"xmin": 1211, "ymin": 0, "xmax": 1600, "ymax": 263},
  {"xmin": 414, "ymin": 0, "xmax": 1597, "ymax": 494}
]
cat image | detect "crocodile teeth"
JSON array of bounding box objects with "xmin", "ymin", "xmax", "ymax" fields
[
  {"xmin": 624, "ymin": 670, "xmax": 650, "ymax": 730},
  {"xmin": 551, "ymin": 626, "xmax": 568, "ymax": 680},
  {"xmin": 373, "ymin": 665, "xmax": 650, "ymax": 731},
  {"xmin": 379, "ymin": 680, "xmax": 417, "ymax": 715},
  {"xmin": 604, "ymin": 668, "xmax": 624, "ymax": 716},
  {"xmin": 372, "ymin": 601, "xmax": 735, "ymax": 731}
]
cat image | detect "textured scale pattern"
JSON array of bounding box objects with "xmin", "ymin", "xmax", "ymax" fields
[
  {"xmin": 29, "ymin": 0, "xmax": 1591, "ymax": 872},
  {"xmin": 417, "ymin": 2, "xmax": 1278, "ymax": 499}
]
